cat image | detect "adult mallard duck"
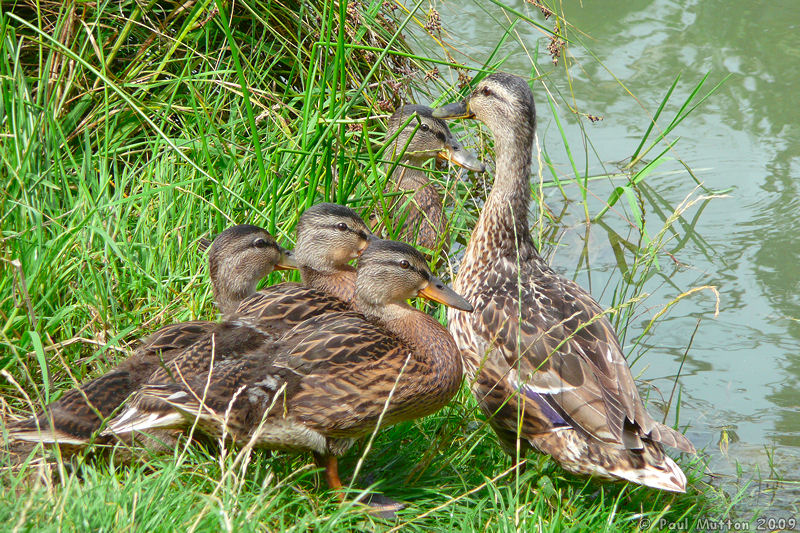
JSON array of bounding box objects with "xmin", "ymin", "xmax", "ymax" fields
[
  {"xmin": 434, "ymin": 73, "xmax": 695, "ymax": 492},
  {"xmin": 7, "ymin": 225, "xmax": 295, "ymax": 448},
  {"xmin": 105, "ymin": 239, "xmax": 473, "ymax": 509},
  {"xmin": 377, "ymin": 105, "xmax": 484, "ymax": 254}
]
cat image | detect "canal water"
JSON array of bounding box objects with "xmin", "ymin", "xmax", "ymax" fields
[{"xmin": 409, "ymin": 0, "xmax": 800, "ymax": 513}]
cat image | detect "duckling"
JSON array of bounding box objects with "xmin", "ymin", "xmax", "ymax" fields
[
  {"xmin": 434, "ymin": 73, "xmax": 695, "ymax": 492},
  {"xmin": 6, "ymin": 226, "xmax": 294, "ymax": 448},
  {"xmin": 377, "ymin": 105, "xmax": 484, "ymax": 254},
  {"xmin": 105, "ymin": 240, "xmax": 473, "ymax": 509}
]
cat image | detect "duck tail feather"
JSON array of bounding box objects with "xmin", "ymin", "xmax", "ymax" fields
[{"xmin": 648, "ymin": 423, "xmax": 696, "ymax": 454}]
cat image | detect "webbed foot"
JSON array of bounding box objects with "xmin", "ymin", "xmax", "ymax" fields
[
  {"xmin": 313, "ymin": 453, "xmax": 404, "ymax": 518},
  {"xmin": 358, "ymin": 492, "xmax": 405, "ymax": 519}
]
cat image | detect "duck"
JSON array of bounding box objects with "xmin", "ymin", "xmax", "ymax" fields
[
  {"xmin": 433, "ymin": 72, "xmax": 695, "ymax": 492},
  {"xmin": 376, "ymin": 105, "xmax": 484, "ymax": 255},
  {"xmin": 141, "ymin": 203, "xmax": 371, "ymax": 363},
  {"xmin": 8, "ymin": 204, "xmax": 372, "ymax": 449},
  {"xmin": 104, "ymin": 239, "xmax": 473, "ymax": 509},
  {"xmin": 231, "ymin": 202, "xmax": 372, "ymax": 337},
  {"xmin": 6, "ymin": 225, "xmax": 295, "ymax": 448}
]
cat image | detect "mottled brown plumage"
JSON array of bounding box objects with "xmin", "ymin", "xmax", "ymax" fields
[
  {"xmin": 378, "ymin": 105, "xmax": 483, "ymax": 254},
  {"xmin": 138, "ymin": 204, "xmax": 373, "ymax": 388},
  {"xmin": 434, "ymin": 72, "xmax": 694, "ymax": 492},
  {"xmin": 7, "ymin": 204, "xmax": 370, "ymax": 449},
  {"xmin": 6, "ymin": 226, "xmax": 292, "ymax": 446},
  {"xmin": 105, "ymin": 240, "xmax": 472, "ymax": 508}
]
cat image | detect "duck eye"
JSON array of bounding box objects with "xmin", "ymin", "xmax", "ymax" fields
[
  {"xmin": 336, "ymin": 222, "xmax": 348, "ymax": 231},
  {"xmin": 482, "ymin": 86, "xmax": 492, "ymax": 97},
  {"xmin": 253, "ymin": 238, "xmax": 269, "ymax": 248},
  {"xmin": 399, "ymin": 259, "xmax": 410, "ymax": 269},
  {"xmin": 419, "ymin": 123, "xmax": 430, "ymax": 132}
]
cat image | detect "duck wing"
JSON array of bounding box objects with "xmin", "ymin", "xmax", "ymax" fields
[
  {"xmin": 273, "ymin": 312, "xmax": 401, "ymax": 372},
  {"xmin": 274, "ymin": 312, "xmax": 429, "ymax": 436},
  {"xmin": 7, "ymin": 320, "xmax": 216, "ymax": 445},
  {"xmin": 7, "ymin": 370, "xmax": 133, "ymax": 445},
  {"xmin": 235, "ymin": 283, "xmax": 350, "ymax": 336},
  {"xmin": 136, "ymin": 320, "xmax": 217, "ymax": 358},
  {"xmin": 109, "ymin": 312, "xmax": 408, "ymax": 441},
  {"xmin": 107, "ymin": 353, "xmax": 290, "ymax": 439},
  {"xmin": 471, "ymin": 256, "xmax": 694, "ymax": 453},
  {"xmin": 105, "ymin": 322, "xmax": 278, "ymax": 436}
]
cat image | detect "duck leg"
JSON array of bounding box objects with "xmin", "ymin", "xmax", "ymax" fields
[
  {"xmin": 314, "ymin": 452, "xmax": 344, "ymax": 498},
  {"xmin": 313, "ymin": 452, "xmax": 404, "ymax": 518}
]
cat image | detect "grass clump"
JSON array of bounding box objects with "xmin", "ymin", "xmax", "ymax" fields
[{"xmin": 1, "ymin": 0, "xmax": 736, "ymax": 530}]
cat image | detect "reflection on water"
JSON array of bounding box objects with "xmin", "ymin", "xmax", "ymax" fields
[{"xmin": 414, "ymin": 0, "xmax": 800, "ymax": 513}]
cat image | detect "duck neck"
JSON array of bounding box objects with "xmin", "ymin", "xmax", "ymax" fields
[
  {"xmin": 300, "ymin": 265, "xmax": 356, "ymax": 302},
  {"xmin": 357, "ymin": 300, "xmax": 462, "ymax": 388},
  {"xmin": 387, "ymin": 160, "xmax": 429, "ymax": 191},
  {"xmin": 468, "ymin": 127, "xmax": 535, "ymax": 259},
  {"xmin": 214, "ymin": 278, "xmax": 258, "ymax": 316},
  {"xmin": 355, "ymin": 298, "xmax": 461, "ymax": 358},
  {"xmin": 356, "ymin": 300, "xmax": 412, "ymax": 324}
]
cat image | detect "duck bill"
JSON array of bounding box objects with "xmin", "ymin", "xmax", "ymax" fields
[
  {"xmin": 437, "ymin": 139, "xmax": 485, "ymax": 172},
  {"xmin": 432, "ymin": 101, "xmax": 474, "ymax": 120},
  {"xmin": 418, "ymin": 276, "xmax": 474, "ymax": 312},
  {"xmin": 274, "ymin": 248, "xmax": 299, "ymax": 271}
]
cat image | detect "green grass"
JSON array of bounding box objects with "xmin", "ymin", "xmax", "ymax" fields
[{"xmin": 1, "ymin": 0, "xmax": 738, "ymax": 530}]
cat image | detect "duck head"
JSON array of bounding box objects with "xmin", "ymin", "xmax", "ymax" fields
[
  {"xmin": 355, "ymin": 239, "xmax": 473, "ymax": 313},
  {"xmin": 433, "ymin": 73, "xmax": 536, "ymax": 142},
  {"xmin": 208, "ymin": 225, "xmax": 296, "ymax": 314},
  {"xmin": 387, "ymin": 104, "xmax": 484, "ymax": 172},
  {"xmin": 294, "ymin": 203, "xmax": 374, "ymax": 273}
]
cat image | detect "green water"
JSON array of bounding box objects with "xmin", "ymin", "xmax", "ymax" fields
[{"xmin": 416, "ymin": 0, "xmax": 800, "ymax": 513}]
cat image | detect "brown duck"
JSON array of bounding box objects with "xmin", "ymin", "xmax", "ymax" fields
[
  {"xmin": 105, "ymin": 239, "xmax": 473, "ymax": 509},
  {"xmin": 231, "ymin": 202, "xmax": 372, "ymax": 338},
  {"xmin": 139, "ymin": 203, "xmax": 373, "ymax": 386},
  {"xmin": 434, "ymin": 72, "xmax": 695, "ymax": 492},
  {"xmin": 6, "ymin": 225, "xmax": 294, "ymax": 447},
  {"xmin": 377, "ymin": 105, "xmax": 484, "ymax": 254}
]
